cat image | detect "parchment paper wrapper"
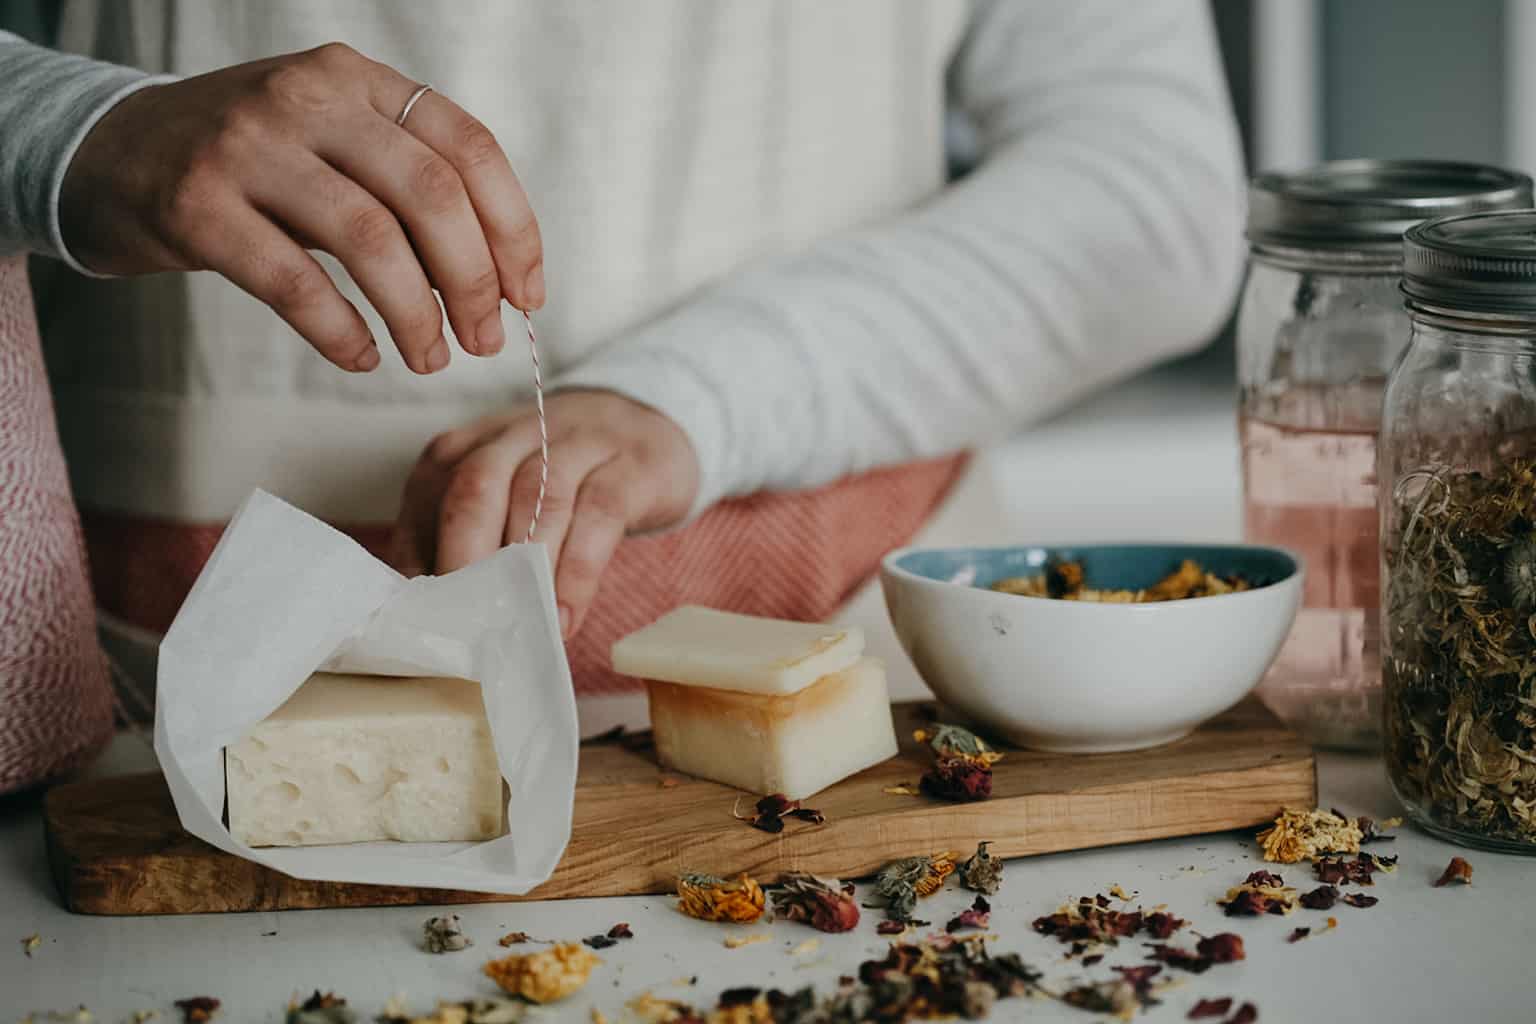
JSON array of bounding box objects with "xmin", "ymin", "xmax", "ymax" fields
[{"xmin": 153, "ymin": 489, "xmax": 578, "ymax": 893}]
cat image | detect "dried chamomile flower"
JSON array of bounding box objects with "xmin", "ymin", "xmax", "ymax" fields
[
  {"xmin": 285, "ymin": 991, "xmax": 356, "ymax": 1024},
  {"xmin": 1434, "ymin": 856, "xmax": 1474, "ymax": 887},
  {"xmin": 1256, "ymin": 808, "xmax": 1364, "ymax": 864},
  {"xmin": 482, "ymin": 942, "xmax": 600, "ymax": 1004},
  {"xmin": 422, "ymin": 914, "xmax": 472, "ymax": 954},
  {"xmin": 871, "ymin": 852, "xmax": 955, "ymax": 921},
  {"xmin": 1218, "ymin": 871, "xmax": 1297, "ymax": 916},
  {"xmin": 677, "ymin": 872, "xmax": 766, "ymax": 923},
  {"xmin": 959, "ymin": 841, "xmax": 1003, "ymax": 895},
  {"xmin": 770, "ymin": 873, "xmax": 860, "ymax": 933}
]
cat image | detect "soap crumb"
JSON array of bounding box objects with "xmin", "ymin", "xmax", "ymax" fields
[{"xmin": 723, "ymin": 933, "xmax": 770, "ymax": 949}]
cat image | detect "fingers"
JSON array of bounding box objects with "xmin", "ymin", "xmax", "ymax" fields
[
  {"xmin": 318, "ymin": 112, "xmax": 507, "ymax": 361},
  {"xmin": 188, "ymin": 197, "xmax": 379, "ymax": 372},
  {"xmin": 506, "ymin": 435, "xmax": 616, "ymax": 563},
  {"xmin": 434, "ymin": 423, "xmax": 542, "ymax": 573},
  {"xmin": 251, "ymin": 152, "xmax": 449, "ymax": 374},
  {"xmin": 369, "ymin": 77, "xmax": 544, "ymax": 312},
  {"xmin": 556, "ymin": 460, "xmax": 657, "ymax": 637}
]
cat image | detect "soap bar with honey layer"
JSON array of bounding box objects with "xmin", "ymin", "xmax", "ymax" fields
[{"xmin": 225, "ymin": 672, "xmax": 505, "ymax": 847}]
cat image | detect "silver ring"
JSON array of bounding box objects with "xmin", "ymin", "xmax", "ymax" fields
[{"xmin": 395, "ymin": 83, "xmax": 433, "ymax": 127}]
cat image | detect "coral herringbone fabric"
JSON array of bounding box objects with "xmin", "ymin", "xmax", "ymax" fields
[
  {"xmin": 83, "ymin": 454, "xmax": 966, "ymax": 695},
  {"xmin": 0, "ymin": 254, "xmax": 114, "ymax": 794}
]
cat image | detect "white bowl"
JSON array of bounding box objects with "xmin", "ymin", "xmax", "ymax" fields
[{"xmin": 879, "ymin": 543, "xmax": 1302, "ymax": 753}]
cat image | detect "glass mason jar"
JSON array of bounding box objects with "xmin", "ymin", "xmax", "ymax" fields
[
  {"xmin": 1238, "ymin": 161, "xmax": 1531, "ymax": 750},
  {"xmin": 1382, "ymin": 210, "xmax": 1536, "ymax": 853}
]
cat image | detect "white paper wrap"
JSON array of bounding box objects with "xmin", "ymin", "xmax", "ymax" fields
[{"xmin": 153, "ymin": 490, "xmax": 578, "ymax": 893}]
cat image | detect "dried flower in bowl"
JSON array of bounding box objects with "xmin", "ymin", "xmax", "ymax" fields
[
  {"xmin": 482, "ymin": 942, "xmax": 600, "ymax": 1003},
  {"xmin": 677, "ymin": 872, "xmax": 766, "ymax": 923},
  {"xmin": 991, "ymin": 558, "xmax": 1253, "ymax": 604}
]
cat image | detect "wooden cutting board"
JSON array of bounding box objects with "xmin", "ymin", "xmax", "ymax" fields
[{"xmin": 45, "ymin": 699, "xmax": 1314, "ymax": 915}]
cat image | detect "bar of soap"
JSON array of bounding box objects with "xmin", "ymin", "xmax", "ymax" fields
[
  {"xmin": 612, "ymin": 605, "xmax": 864, "ymax": 694},
  {"xmin": 647, "ymin": 656, "xmax": 898, "ymax": 800},
  {"xmin": 225, "ymin": 672, "xmax": 504, "ymax": 847}
]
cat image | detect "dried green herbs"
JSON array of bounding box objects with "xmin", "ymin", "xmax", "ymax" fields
[
  {"xmin": 871, "ymin": 853, "xmax": 955, "ymax": 922},
  {"xmin": 1383, "ymin": 457, "xmax": 1536, "ymax": 845}
]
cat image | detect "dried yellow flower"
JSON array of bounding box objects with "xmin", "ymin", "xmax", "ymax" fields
[
  {"xmin": 1257, "ymin": 808, "xmax": 1364, "ymax": 863},
  {"xmin": 706, "ymin": 998, "xmax": 772, "ymax": 1024},
  {"xmin": 992, "ymin": 559, "xmax": 1250, "ymax": 604},
  {"xmin": 722, "ymin": 933, "xmax": 769, "ymax": 949},
  {"xmin": 625, "ymin": 993, "xmax": 698, "ymax": 1023},
  {"xmin": 677, "ymin": 873, "xmax": 766, "ymax": 923},
  {"xmin": 482, "ymin": 942, "xmax": 600, "ymax": 1004}
]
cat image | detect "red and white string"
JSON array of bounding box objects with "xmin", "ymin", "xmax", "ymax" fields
[{"xmin": 521, "ymin": 309, "xmax": 548, "ymax": 543}]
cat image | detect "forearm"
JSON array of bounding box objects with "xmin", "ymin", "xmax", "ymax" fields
[
  {"xmin": 555, "ymin": 0, "xmax": 1246, "ymax": 516},
  {"xmin": 0, "ymin": 31, "xmax": 170, "ymax": 268}
]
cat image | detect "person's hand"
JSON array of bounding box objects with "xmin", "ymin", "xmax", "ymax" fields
[
  {"xmin": 392, "ymin": 390, "xmax": 700, "ymax": 637},
  {"xmin": 59, "ymin": 43, "xmax": 543, "ymax": 375}
]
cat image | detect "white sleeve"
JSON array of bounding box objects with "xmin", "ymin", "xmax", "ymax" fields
[
  {"xmin": 552, "ymin": 0, "xmax": 1247, "ymax": 517},
  {"xmin": 0, "ymin": 30, "xmax": 172, "ymax": 272}
]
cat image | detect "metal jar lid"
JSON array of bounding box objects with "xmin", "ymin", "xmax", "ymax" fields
[
  {"xmin": 1403, "ymin": 210, "xmax": 1536, "ymax": 315},
  {"xmin": 1248, "ymin": 159, "xmax": 1533, "ymax": 251}
]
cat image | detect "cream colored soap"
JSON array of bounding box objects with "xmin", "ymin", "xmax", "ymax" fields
[
  {"xmin": 225, "ymin": 672, "xmax": 504, "ymax": 847},
  {"xmin": 612, "ymin": 605, "xmax": 865, "ymax": 694},
  {"xmin": 646, "ymin": 656, "xmax": 899, "ymax": 800}
]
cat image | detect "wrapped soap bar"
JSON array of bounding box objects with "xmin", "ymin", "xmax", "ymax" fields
[
  {"xmin": 614, "ymin": 606, "xmax": 898, "ymax": 799},
  {"xmin": 225, "ymin": 672, "xmax": 505, "ymax": 847}
]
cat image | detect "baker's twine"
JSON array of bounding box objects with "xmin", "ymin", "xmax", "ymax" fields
[{"xmin": 0, "ymin": 255, "xmax": 115, "ymax": 795}]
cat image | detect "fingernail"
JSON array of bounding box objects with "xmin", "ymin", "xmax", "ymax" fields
[
  {"xmin": 477, "ymin": 310, "xmax": 505, "ymax": 356},
  {"xmin": 523, "ymin": 263, "xmax": 545, "ymax": 310},
  {"xmin": 353, "ymin": 340, "xmax": 380, "ymax": 372},
  {"xmin": 424, "ymin": 336, "xmax": 450, "ymax": 373},
  {"xmin": 558, "ymin": 604, "xmax": 572, "ymax": 637}
]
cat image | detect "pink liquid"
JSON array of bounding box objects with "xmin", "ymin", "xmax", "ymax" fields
[{"xmin": 1240, "ymin": 386, "xmax": 1383, "ymax": 749}]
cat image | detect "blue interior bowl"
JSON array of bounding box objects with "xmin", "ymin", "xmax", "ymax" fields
[{"xmin": 890, "ymin": 543, "xmax": 1300, "ymax": 596}]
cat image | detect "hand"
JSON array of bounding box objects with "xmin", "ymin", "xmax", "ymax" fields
[
  {"xmin": 392, "ymin": 390, "xmax": 700, "ymax": 637},
  {"xmin": 59, "ymin": 43, "xmax": 543, "ymax": 375}
]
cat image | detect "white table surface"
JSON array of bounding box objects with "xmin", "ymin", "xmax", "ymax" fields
[{"xmin": 5, "ymin": 352, "xmax": 1529, "ymax": 1023}]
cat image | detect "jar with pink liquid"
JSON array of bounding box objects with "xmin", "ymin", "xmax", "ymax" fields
[{"xmin": 1238, "ymin": 160, "xmax": 1531, "ymax": 749}]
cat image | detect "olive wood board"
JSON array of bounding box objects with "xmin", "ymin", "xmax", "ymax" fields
[{"xmin": 44, "ymin": 698, "xmax": 1314, "ymax": 915}]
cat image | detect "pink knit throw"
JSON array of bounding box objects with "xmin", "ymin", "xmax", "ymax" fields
[{"xmin": 0, "ymin": 254, "xmax": 114, "ymax": 795}]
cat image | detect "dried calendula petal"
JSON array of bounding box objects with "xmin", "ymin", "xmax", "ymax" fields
[
  {"xmin": 677, "ymin": 872, "xmax": 766, "ymax": 923},
  {"xmin": 482, "ymin": 942, "xmax": 600, "ymax": 1003},
  {"xmin": 873, "ymin": 852, "xmax": 955, "ymax": 921},
  {"xmin": 625, "ymin": 992, "xmax": 700, "ymax": 1023},
  {"xmin": 723, "ymin": 934, "xmax": 769, "ymax": 949},
  {"xmin": 1256, "ymin": 808, "xmax": 1365, "ymax": 864},
  {"xmin": 960, "ymin": 841, "xmax": 1003, "ymax": 895}
]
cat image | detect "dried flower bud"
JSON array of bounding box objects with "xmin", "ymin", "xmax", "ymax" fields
[
  {"xmin": 1434, "ymin": 856, "xmax": 1473, "ymax": 887},
  {"xmin": 913, "ymin": 724, "xmax": 1003, "ymax": 765},
  {"xmin": 422, "ymin": 914, "xmax": 473, "ymax": 954},
  {"xmin": 770, "ymin": 873, "xmax": 860, "ymax": 933},
  {"xmin": 677, "ymin": 873, "xmax": 766, "ymax": 923},
  {"xmin": 921, "ymin": 756, "xmax": 993, "ymax": 802},
  {"xmin": 960, "ymin": 841, "xmax": 1003, "ymax": 895}
]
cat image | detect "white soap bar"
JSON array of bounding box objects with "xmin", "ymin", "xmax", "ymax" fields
[
  {"xmin": 613, "ymin": 605, "xmax": 864, "ymax": 694},
  {"xmin": 225, "ymin": 672, "xmax": 504, "ymax": 847},
  {"xmin": 647, "ymin": 657, "xmax": 898, "ymax": 799}
]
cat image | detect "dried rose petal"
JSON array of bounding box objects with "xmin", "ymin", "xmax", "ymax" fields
[
  {"xmin": 1341, "ymin": 893, "xmax": 1378, "ymax": 908},
  {"xmin": 1188, "ymin": 997, "xmax": 1234, "ymax": 1019},
  {"xmin": 1244, "ymin": 870, "xmax": 1284, "ymax": 887},
  {"xmin": 1299, "ymin": 885, "xmax": 1339, "ymax": 910},
  {"xmin": 1229, "ymin": 1002, "xmax": 1259, "ymax": 1024},
  {"xmin": 945, "ymin": 896, "xmax": 991, "ymax": 933},
  {"xmin": 1286, "ymin": 927, "xmax": 1310, "ymax": 943},
  {"xmin": 876, "ymin": 920, "xmax": 907, "ymax": 935},
  {"xmin": 582, "ymin": 934, "xmax": 619, "ymax": 949},
  {"xmin": 1197, "ymin": 933, "xmax": 1245, "ymax": 963},
  {"xmin": 1143, "ymin": 911, "xmax": 1186, "ymax": 939},
  {"xmin": 1434, "ymin": 856, "xmax": 1473, "ymax": 887},
  {"xmin": 787, "ymin": 807, "xmax": 826, "ymax": 825},
  {"xmin": 920, "ymin": 756, "xmax": 993, "ymax": 802},
  {"xmin": 1146, "ymin": 943, "xmax": 1213, "ymax": 973},
  {"xmin": 1082, "ymin": 954, "xmax": 1105, "ymax": 966},
  {"xmin": 607, "ymin": 923, "xmax": 633, "ymax": 939},
  {"xmin": 756, "ymin": 794, "xmax": 796, "ymax": 817},
  {"xmin": 751, "ymin": 814, "xmax": 786, "ymax": 834},
  {"xmin": 1221, "ymin": 890, "xmax": 1273, "ymax": 917},
  {"xmin": 1112, "ymin": 965, "xmax": 1162, "ymax": 991}
]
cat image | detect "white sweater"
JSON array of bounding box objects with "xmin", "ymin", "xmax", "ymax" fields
[{"xmin": 2, "ymin": 0, "xmax": 1245, "ymax": 525}]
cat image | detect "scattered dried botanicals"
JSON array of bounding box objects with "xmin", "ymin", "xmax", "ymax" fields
[
  {"xmin": 377, "ymin": 998, "xmax": 525, "ymax": 1024},
  {"xmin": 21, "ymin": 933, "xmax": 40, "ymax": 957},
  {"xmin": 871, "ymin": 852, "xmax": 955, "ymax": 921},
  {"xmin": 497, "ymin": 931, "xmax": 542, "ymax": 947},
  {"xmin": 1340, "ymin": 893, "xmax": 1378, "ymax": 909},
  {"xmin": 173, "ymin": 998, "xmax": 220, "ymax": 1024},
  {"xmin": 723, "ymin": 934, "xmax": 769, "ymax": 949},
  {"xmin": 855, "ymin": 935, "xmax": 1044, "ymax": 1019},
  {"xmin": 734, "ymin": 793, "xmax": 824, "ymax": 833},
  {"xmin": 945, "ymin": 895, "xmax": 991, "ymax": 933},
  {"xmin": 1142, "ymin": 912, "xmax": 1186, "ymax": 939},
  {"xmin": 1256, "ymin": 808, "xmax": 1364, "ymax": 863},
  {"xmin": 875, "ymin": 920, "xmax": 911, "ymax": 936},
  {"xmin": 1033, "ymin": 892, "xmax": 1182, "ymax": 951},
  {"xmin": 992, "ymin": 558, "xmax": 1253, "ymax": 604},
  {"xmin": 422, "ymin": 914, "xmax": 473, "ymax": 954},
  {"xmin": 582, "ymin": 922, "xmax": 634, "ymax": 950},
  {"xmin": 285, "ymin": 991, "xmax": 356, "ymax": 1024},
  {"xmin": 770, "ymin": 873, "xmax": 860, "ymax": 932},
  {"xmin": 1145, "ymin": 933, "xmax": 1243, "ymax": 974},
  {"xmin": 1382, "ymin": 457, "xmax": 1536, "ymax": 847},
  {"xmin": 1299, "ymin": 886, "xmax": 1339, "ymax": 910},
  {"xmin": 483, "ymin": 943, "xmax": 600, "ymax": 1003},
  {"xmin": 1219, "ymin": 871, "xmax": 1296, "ymax": 916},
  {"xmin": 1286, "ymin": 927, "xmax": 1309, "ymax": 944},
  {"xmin": 1434, "ymin": 856, "xmax": 1474, "ymax": 887},
  {"xmin": 1189, "ymin": 997, "xmax": 1233, "ymax": 1019},
  {"xmin": 1356, "ymin": 815, "xmax": 1403, "ymax": 844},
  {"xmin": 913, "ymin": 724, "xmax": 1001, "ymax": 803},
  {"xmin": 1314, "ymin": 852, "xmax": 1396, "ymax": 886},
  {"xmin": 677, "ymin": 873, "xmax": 766, "ymax": 923},
  {"xmin": 1060, "ymin": 966, "xmax": 1161, "ymax": 1022},
  {"xmin": 960, "ymin": 841, "xmax": 1003, "ymax": 895}
]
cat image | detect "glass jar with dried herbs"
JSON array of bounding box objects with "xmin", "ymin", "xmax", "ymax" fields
[
  {"xmin": 1381, "ymin": 210, "xmax": 1536, "ymax": 853},
  {"xmin": 1240, "ymin": 161, "xmax": 1531, "ymax": 751}
]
